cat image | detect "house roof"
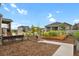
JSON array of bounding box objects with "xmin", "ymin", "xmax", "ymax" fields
[
  {"xmin": 2, "ymin": 18, "xmax": 13, "ymax": 23},
  {"xmin": 45, "ymin": 22, "xmax": 72, "ymax": 27},
  {"xmin": 18, "ymin": 26, "xmax": 29, "ymax": 29},
  {"xmin": 45, "ymin": 22, "xmax": 61, "ymax": 27},
  {"xmin": 63, "ymin": 22, "xmax": 72, "ymax": 26}
]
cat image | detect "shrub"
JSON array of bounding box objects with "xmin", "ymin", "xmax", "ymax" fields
[
  {"xmin": 26, "ymin": 32, "xmax": 33, "ymax": 36},
  {"xmin": 43, "ymin": 32, "xmax": 49, "ymax": 36},
  {"xmin": 40, "ymin": 32, "xmax": 44, "ymax": 36},
  {"xmin": 73, "ymin": 31, "xmax": 79, "ymax": 39},
  {"xmin": 58, "ymin": 30, "xmax": 66, "ymax": 35},
  {"xmin": 41, "ymin": 30, "xmax": 66, "ymax": 37},
  {"xmin": 48, "ymin": 30, "xmax": 58, "ymax": 36}
]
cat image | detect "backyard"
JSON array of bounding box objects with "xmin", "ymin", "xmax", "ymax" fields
[{"xmin": 0, "ymin": 34, "xmax": 75, "ymax": 56}]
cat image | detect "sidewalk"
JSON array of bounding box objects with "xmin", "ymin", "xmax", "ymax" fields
[{"xmin": 38, "ymin": 39, "xmax": 74, "ymax": 56}]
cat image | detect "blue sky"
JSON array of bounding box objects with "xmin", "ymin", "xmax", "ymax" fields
[{"xmin": 0, "ymin": 3, "xmax": 79, "ymax": 29}]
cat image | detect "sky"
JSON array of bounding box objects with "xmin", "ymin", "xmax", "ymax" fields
[{"xmin": 0, "ymin": 3, "xmax": 79, "ymax": 29}]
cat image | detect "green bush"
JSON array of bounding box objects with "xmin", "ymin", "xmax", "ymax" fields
[
  {"xmin": 58, "ymin": 30, "xmax": 66, "ymax": 35},
  {"xmin": 40, "ymin": 32, "xmax": 44, "ymax": 36},
  {"xmin": 41, "ymin": 30, "xmax": 66, "ymax": 37},
  {"xmin": 25, "ymin": 32, "xmax": 33, "ymax": 36},
  {"xmin": 48, "ymin": 30, "xmax": 58, "ymax": 36},
  {"xmin": 73, "ymin": 31, "xmax": 79, "ymax": 39},
  {"xmin": 43, "ymin": 32, "xmax": 49, "ymax": 36}
]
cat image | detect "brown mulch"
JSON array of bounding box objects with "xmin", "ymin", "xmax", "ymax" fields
[
  {"xmin": 74, "ymin": 46, "xmax": 79, "ymax": 56},
  {"xmin": 0, "ymin": 40, "xmax": 60, "ymax": 56},
  {"xmin": 42, "ymin": 36, "xmax": 75, "ymax": 44},
  {"xmin": 74, "ymin": 51, "xmax": 79, "ymax": 56}
]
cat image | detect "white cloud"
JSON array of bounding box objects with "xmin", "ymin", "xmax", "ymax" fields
[
  {"xmin": 48, "ymin": 13, "xmax": 52, "ymax": 18},
  {"xmin": 4, "ymin": 7, "xmax": 10, "ymax": 12},
  {"xmin": 12, "ymin": 22, "xmax": 23, "ymax": 29},
  {"xmin": 73, "ymin": 19, "xmax": 79, "ymax": 24},
  {"xmin": 16, "ymin": 8, "xmax": 27, "ymax": 15},
  {"xmin": 49, "ymin": 17, "xmax": 56, "ymax": 23},
  {"xmin": 10, "ymin": 3, "xmax": 28, "ymax": 15},
  {"xmin": 56, "ymin": 11, "xmax": 60, "ymax": 13},
  {"xmin": 10, "ymin": 3, "xmax": 17, "ymax": 8},
  {"xmin": 47, "ymin": 13, "xmax": 56, "ymax": 23}
]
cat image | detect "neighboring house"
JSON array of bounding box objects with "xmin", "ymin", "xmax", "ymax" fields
[
  {"xmin": 45, "ymin": 22, "xmax": 72, "ymax": 31},
  {"xmin": 17, "ymin": 26, "xmax": 30, "ymax": 35},
  {"xmin": 12, "ymin": 29, "xmax": 17, "ymax": 35},
  {"xmin": 0, "ymin": 14, "xmax": 13, "ymax": 36},
  {"xmin": 40, "ymin": 28, "xmax": 46, "ymax": 32},
  {"xmin": 73, "ymin": 23, "xmax": 79, "ymax": 30}
]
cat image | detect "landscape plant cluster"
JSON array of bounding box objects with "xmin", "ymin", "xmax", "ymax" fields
[
  {"xmin": 73, "ymin": 31, "xmax": 79, "ymax": 40},
  {"xmin": 41, "ymin": 30, "xmax": 67, "ymax": 40},
  {"xmin": 42, "ymin": 30, "xmax": 66, "ymax": 37}
]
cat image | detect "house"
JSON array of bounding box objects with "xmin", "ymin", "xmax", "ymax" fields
[
  {"xmin": 0, "ymin": 14, "xmax": 13, "ymax": 36},
  {"xmin": 45, "ymin": 22, "xmax": 72, "ymax": 31},
  {"xmin": 73, "ymin": 23, "xmax": 79, "ymax": 30},
  {"xmin": 17, "ymin": 26, "xmax": 30, "ymax": 35},
  {"xmin": 40, "ymin": 28, "xmax": 46, "ymax": 32}
]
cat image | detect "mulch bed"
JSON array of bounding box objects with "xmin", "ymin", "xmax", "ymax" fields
[
  {"xmin": 74, "ymin": 46, "xmax": 79, "ymax": 56},
  {"xmin": 74, "ymin": 50, "xmax": 79, "ymax": 56},
  {"xmin": 0, "ymin": 40, "xmax": 60, "ymax": 56}
]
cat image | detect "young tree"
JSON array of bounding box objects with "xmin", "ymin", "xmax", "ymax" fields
[
  {"xmin": 31, "ymin": 25, "xmax": 35, "ymax": 35},
  {"xmin": 59, "ymin": 23, "xmax": 65, "ymax": 30}
]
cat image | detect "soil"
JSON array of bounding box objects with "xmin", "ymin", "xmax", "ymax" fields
[
  {"xmin": 74, "ymin": 50, "xmax": 79, "ymax": 56},
  {"xmin": 74, "ymin": 45, "xmax": 79, "ymax": 56},
  {"xmin": 0, "ymin": 40, "xmax": 60, "ymax": 56}
]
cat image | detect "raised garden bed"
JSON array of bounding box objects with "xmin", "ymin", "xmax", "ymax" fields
[
  {"xmin": 41, "ymin": 35, "xmax": 67, "ymax": 40},
  {"xmin": 41, "ymin": 30, "xmax": 67, "ymax": 40}
]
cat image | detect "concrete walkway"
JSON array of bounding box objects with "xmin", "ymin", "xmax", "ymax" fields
[{"xmin": 38, "ymin": 40, "xmax": 74, "ymax": 56}]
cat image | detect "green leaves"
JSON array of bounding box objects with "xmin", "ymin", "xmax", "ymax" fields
[
  {"xmin": 73, "ymin": 31, "xmax": 79, "ymax": 39},
  {"xmin": 59, "ymin": 23, "xmax": 65, "ymax": 30},
  {"xmin": 43, "ymin": 32, "xmax": 49, "ymax": 36},
  {"xmin": 43, "ymin": 30, "xmax": 66, "ymax": 37},
  {"xmin": 49, "ymin": 30, "xmax": 58, "ymax": 36}
]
